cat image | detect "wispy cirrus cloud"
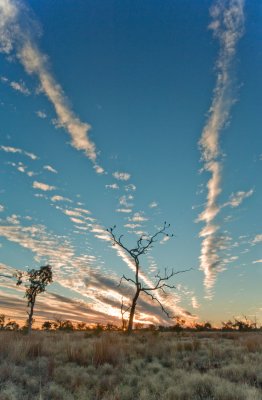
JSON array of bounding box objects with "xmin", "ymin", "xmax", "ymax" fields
[
  {"xmin": 0, "ymin": 0, "xmax": 103, "ymax": 170},
  {"xmin": 223, "ymin": 189, "xmax": 253, "ymax": 208},
  {"xmin": 197, "ymin": 0, "xmax": 245, "ymax": 294}
]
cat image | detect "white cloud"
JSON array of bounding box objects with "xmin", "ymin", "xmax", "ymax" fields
[
  {"xmin": 119, "ymin": 195, "xmax": 133, "ymax": 208},
  {"xmin": 70, "ymin": 217, "xmax": 85, "ymax": 224},
  {"xmin": 130, "ymin": 212, "xmax": 148, "ymax": 222},
  {"xmin": 124, "ymin": 184, "xmax": 136, "ymax": 192},
  {"xmin": 6, "ymin": 214, "xmax": 20, "ymax": 225},
  {"xmin": 0, "ymin": 204, "xmax": 4, "ymax": 212},
  {"xmin": 0, "ymin": 0, "xmax": 99, "ymax": 166},
  {"xmin": 116, "ymin": 208, "xmax": 132, "ymax": 213},
  {"xmin": 224, "ymin": 189, "xmax": 253, "ymax": 208},
  {"xmin": 44, "ymin": 165, "xmax": 57, "ymax": 174},
  {"xmin": 51, "ymin": 195, "xmax": 72, "ymax": 203},
  {"xmin": 33, "ymin": 180, "xmax": 56, "ymax": 191},
  {"xmin": 149, "ymin": 201, "xmax": 158, "ymax": 208},
  {"xmin": 36, "ymin": 110, "xmax": 47, "ymax": 119},
  {"xmin": 105, "ymin": 183, "xmax": 119, "ymax": 190},
  {"xmin": 253, "ymin": 259, "xmax": 262, "ymax": 264},
  {"xmin": 197, "ymin": 0, "xmax": 245, "ymax": 293},
  {"xmin": 124, "ymin": 223, "xmax": 141, "ymax": 229},
  {"xmin": 191, "ymin": 296, "xmax": 200, "ymax": 309},
  {"xmin": 93, "ymin": 164, "xmax": 105, "ymax": 174},
  {"xmin": 0, "ymin": 74, "xmax": 30, "ymax": 95},
  {"xmin": 10, "ymin": 80, "xmax": 30, "ymax": 95},
  {"xmin": 113, "ymin": 171, "xmax": 131, "ymax": 181},
  {"xmin": 253, "ymin": 234, "xmax": 262, "ymax": 244},
  {"xmin": 0, "ymin": 145, "xmax": 37, "ymax": 160}
]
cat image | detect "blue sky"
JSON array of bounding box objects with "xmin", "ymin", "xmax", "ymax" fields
[{"xmin": 0, "ymin": 0, "xmax": 261, "ymax": 326}]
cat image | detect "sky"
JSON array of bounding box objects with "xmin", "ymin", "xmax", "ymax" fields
[{"xmin": 0, "ymin": 0, "xmax": 261, "ymax": 327}]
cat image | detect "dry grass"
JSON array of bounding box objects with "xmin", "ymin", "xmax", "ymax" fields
[{"xmin": 0, "ymin": 331, "xmax": 261, "ymax": 399}]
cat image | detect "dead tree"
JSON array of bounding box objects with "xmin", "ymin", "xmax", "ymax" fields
[
  {"xmin": 16, "ymin": 265, "xmax": 52, "ymax": 334},
  {"xmin": 120, "ymin": 297, "xmax": 130, "ymax": 331},
  {"xmin": 107, "ymin": 222, "xmax": 191, "ymax": 333}
]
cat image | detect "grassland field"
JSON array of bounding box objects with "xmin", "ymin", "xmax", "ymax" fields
[{"xmin": 0, "ymin": 331, "xmax": 262, "ymax": 400}]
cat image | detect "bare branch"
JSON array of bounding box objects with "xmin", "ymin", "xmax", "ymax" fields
[
  {"xmin": 142, "ymin": 268, "xmax": 192, "ymax": 292},
  {"xmin": 143, "ymin": 290, "xmax": 174, "ymax": 319},
  {"xmin": 118, "ymin": 274, "xmax": 136, "ymax": 287}
]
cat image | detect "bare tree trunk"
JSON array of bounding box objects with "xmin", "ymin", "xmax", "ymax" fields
[
  {"xmin": 27, "ymin": 301, "xmax": 35, "ymax": 334},
  {"xmin": 127, "ymin": 289, "xmax": 140, "ymax": 333}
]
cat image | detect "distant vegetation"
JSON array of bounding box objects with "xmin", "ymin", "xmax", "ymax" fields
[{"xmin": 0, "ymin": 313, "xmax": 261, "ymax": 333}]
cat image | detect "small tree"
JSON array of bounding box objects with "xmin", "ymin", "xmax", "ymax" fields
[
  {"xmin": 0, "ymin": 314, "xmax": 6, "ymax": 330},
  {"xmin": 16, "ymin": 265, "xmax": 52, "ymax": 334},
  {"xmin": 107, "ymin": 222, "xmax": 191, "ymax": 333},
  {"xmin": 42, "ymin": 321, "xmax": 53, "ymax": 331}
]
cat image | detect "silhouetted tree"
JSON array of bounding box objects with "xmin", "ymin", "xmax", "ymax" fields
[
  {"xmin": 60, "ymin": 320, "xmax": 74, "ymax": 331},
  {"xmin": 0, "ymin": 314, "xmax": 5, "ymax": 330},
  {"xmin": 107, "ymin": 222, "xmax": 191, "ymax": 333},
  {"xmin": 233, "ymin": 316, "xmax": 257, "ymax": 331},
  {"xmin": 120, "ymin": 297, "xmax": 130, "ymax": 331},
  {"xmin": 16, "ymin": 265, "xmax": 52, "ymax": 334},
  {"xmin": 4, "ymin": 320, "xmax": 19, "ymax": 331},
  {"xmin": 76, "ymin": 322, "xmax": 87, "ymax": 331},
  {"xmin": 221, "ymin": 320, "xmax": 234, "ymax": 331},
  {"xmin": 42, "ymin": 321, "xmax": 53, "ymax": 331}
]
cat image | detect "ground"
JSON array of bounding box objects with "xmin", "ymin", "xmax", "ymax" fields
[{"xmin": 0, "ymin": 331, "xmax": 261, "ymax": 400}]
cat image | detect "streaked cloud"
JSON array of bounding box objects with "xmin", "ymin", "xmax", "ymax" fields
[
  {"xmin": 223, "ymin": 189, "xmax": 253, "ymax": 208},
  {"xmin": 51, "ymin": 195, "xmax": 72, "ymax": 203},
  {"xmin": 116, "ymin": 208, "xmax": 132, "ymax": 213},
  {"xmin": 197, "ymin": 0, "xmax": 245, "ymax": 293},
  {"xmin": 191, "ymin": 296, "xmax": 200, "ymax": 309},
  {"xmin": 113, "ymin": 171, "xmax": 131, "ymax": 181},
  {"xmin": 33, "ymin": 180, "xmax": 56, "ymax": 191},
  {"xmin": 0, "ymin": 0, "xmax": 101, "ymax": 167},
  {"xmin": 43, "ymin": 165, "xmax": 57, "ymax": 174},
  {"xmin": 130, "ymin": 212, "xmax": 148, "ymax": 222},
  {"xmin": 0, "ymin": 145, "xmax": 37, "ymax": 160},
  {"xmin": 124, "ymin": 223, "xmax": 141, "ymax": 229}
]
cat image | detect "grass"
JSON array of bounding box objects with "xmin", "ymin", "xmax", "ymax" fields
[{"xmin": 0, "ymin": 331, "xmax": 261, "ymax": 399}]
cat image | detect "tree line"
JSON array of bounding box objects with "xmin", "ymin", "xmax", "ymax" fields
[{"xmin": 0, "ymin": 314, "xmax": 261, "ymax": 333}]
